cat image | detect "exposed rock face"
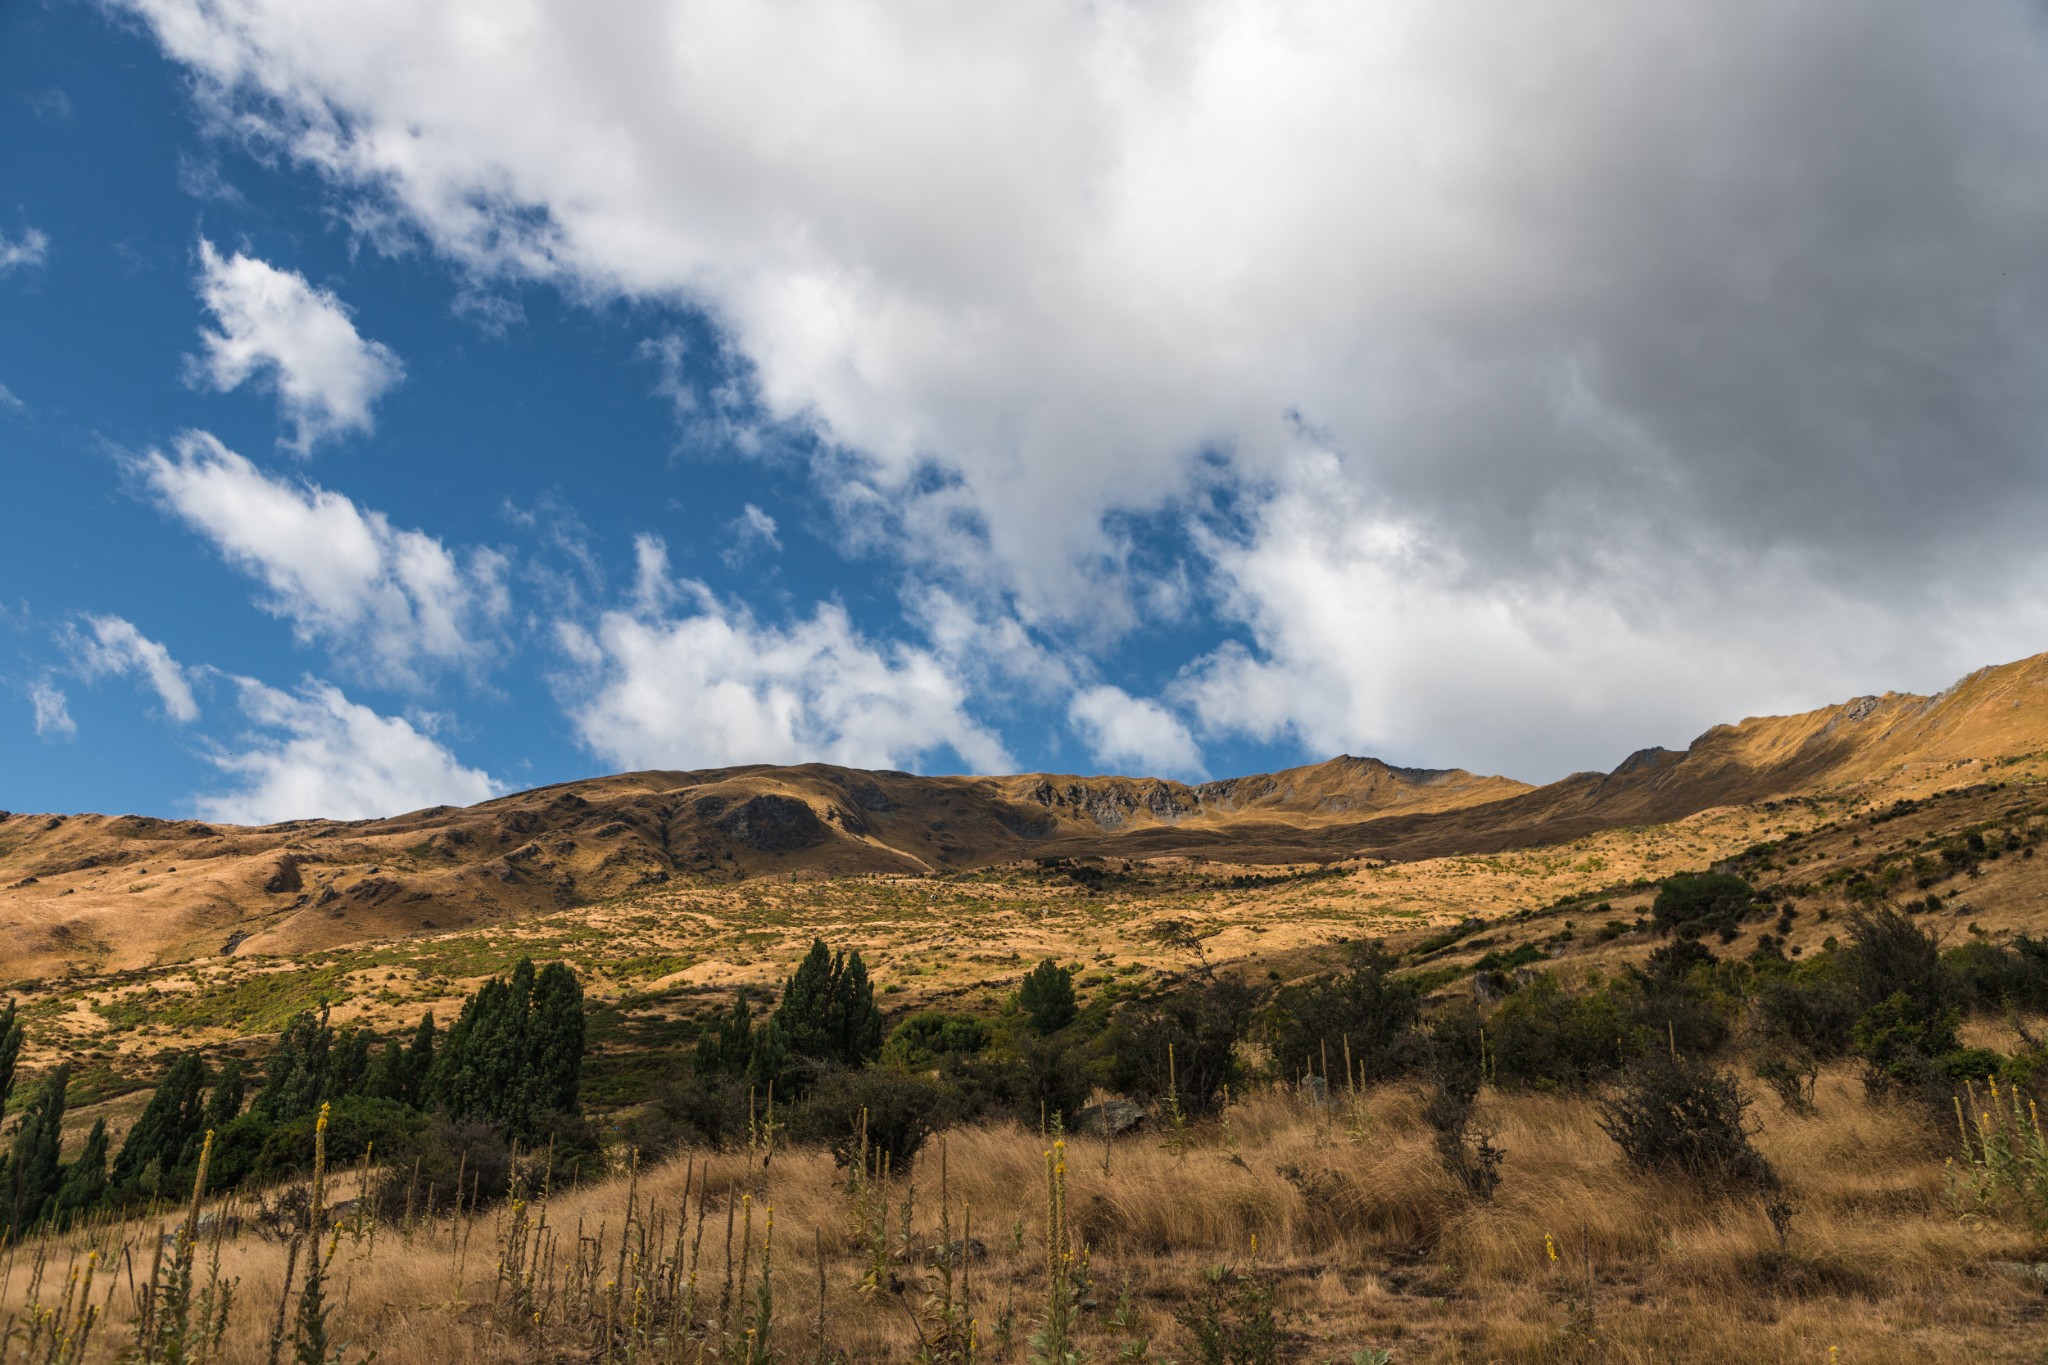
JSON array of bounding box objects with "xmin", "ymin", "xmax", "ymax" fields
[
  {"xmin": 719, "ymin": 794, "xmax": 830, "ymax": 852},
  {"xmin": 263, "ymin": 856, "xmax": 303, "ymax": 894}
]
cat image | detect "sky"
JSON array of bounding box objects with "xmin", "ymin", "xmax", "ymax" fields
[{"xmin": 7, "ymin": 0, "xmax": 2048, "ymax": 824}]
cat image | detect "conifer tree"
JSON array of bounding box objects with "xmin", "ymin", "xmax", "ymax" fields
[
  {"xmin": 697, "ymin": 992, "xmax": 756, "ymax": 1077},
  {"xmin": 50, "ymin": 1118, "xmax": 109, "ymax": 1228},
  {"xmin": 203, "ymin": 1057, "xmax": 247, "ymax": 1131},
  {"xmin": 3, "ymin": 1065, "xmax": 70, "ymax": 1234},
  {"xmin": 113, "ymin": 1051, "xmax": 207, "ymax": 1193},
  {"xmin": 426, "ymin": 959, "xmax": 585, "ymax": 1140},
  {"xmin": 254, "ymin": 1008, "xmax": 335, "ymax": 1123},
  {"xmin": 528, "ymin": 962, "xmax": 585, "ymax": 1117},
  {"xmin": 772, "ymin": 939, "xmax": 884, "ymax": 1066},
  {"xmin": 0, "ymin": 999, "xmax": 22, "ymax": 1111},
  {"xmin": 1019, "ymin": 959, "xmax": 1079, "ymax": 1034}
]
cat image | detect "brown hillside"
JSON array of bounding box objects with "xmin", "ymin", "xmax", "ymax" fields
[{"xmin": 5, "ymin": 650, "xmax": 2048, "ymax": 976}]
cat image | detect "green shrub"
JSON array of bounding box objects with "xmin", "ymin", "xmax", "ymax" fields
[
  {"xmin": 1018, "ymin": 959, "xmax": 1080, "ymax": 1034},
  {"xmin": 883, "ymin": 1011, "xmax": 993, "ymax": 1068},
  {"xmin": 1265, "ymin": 943, "xmax": 1423, "ymax": 1082},
  {"xmin": 1651, "ymin": 872, "xmax": 1756, "ymax": 939},
  {"xmin": 1486, "ymin": 974, "xmax": 1635, "ymax": 1089},
  {"xmin": 790, "ymin": 1066, "xmax": 956, "ymax": 1169},
  {"xmin": 1105, "ymin": 975, "xmax": 1262, "ymax": 1116}
]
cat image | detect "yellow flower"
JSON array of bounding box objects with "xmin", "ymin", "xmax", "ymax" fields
[{"xmin": 1545, "ymin": 1234, "xmax": 1558, "ymax": 1264}]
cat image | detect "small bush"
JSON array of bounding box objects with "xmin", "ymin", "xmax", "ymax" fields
[
  {"xmin": 1105, "ymin": 975, "xmax": 1263, "ymax": 1116},
  {"xmin": 881, "ymin": 1012, "xmax": 993, "ymax": 1068},
  {"xmin": 1652, "ymin": 872, "xmax": 1756, "ymax": 939},
  {"xmin": 1264, "ymin": 942, "xmax": 1423, "ymax": 1082},
  {"xmin": 1173, "ymin": 1262, "xmax": 1282, "ymax": 1365},
  {"xmin": 790, "ymin": 1066, "xmax": 956, "ymax": 1169},
  {"xmin": 1598, "ymin": 1053, "xmax": 1778, "ymax": 1193}
]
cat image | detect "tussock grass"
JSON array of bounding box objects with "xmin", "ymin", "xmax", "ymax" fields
[{"xmin": 5, "ymin": 1069, "xmax": 2045, "ymax": 1362}]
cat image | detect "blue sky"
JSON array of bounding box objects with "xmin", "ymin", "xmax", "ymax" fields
[{"xmin": 8, "ymin": 0, "xmax": 2048, "ymax": 823}]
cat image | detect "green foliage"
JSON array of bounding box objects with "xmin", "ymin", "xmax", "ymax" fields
[
  {"xmin": 1651, "ymin": 872, "xmax": 1756, "ymax": 939},
  {"xmin": 1018, "ymin": 959, "xmax": 1080, "ymax": 1034},
  {"xmin": 252, "ymin": 1095, "xmax": 426, "ymax": 1183},
  {"xmin": 1485, "ymin": 974, "xmax": 1636, "ymax": 1088},
  {"xmin": 1265, "ymin": 942, "xmax": 1423, "ymax": 1082},
  {"xmin": 1947, "ymin": 936, "xmax": 2048, "ymax": 1012},
  {"xmin": 791, "ymin": 1065, "xmax": 957, "ymax": 1168},
  {"xmin": 696, "ymin": 991, "xmax": 758, "ymax": 1078},
  {"xmin": 1106, "ymin": 975, "xmax": 1262, "ymax": 1116},
  {"xmin": 882, "ymin": 1011, "xmax": 993, "ymax": 1068},
  {"xmin": 2, "ymin": 1065, "xmax": 70, "ymax": 1234},
  {"xmin": 49, "ymin": 1118, "xmax": 109, "ymax": 1229},
  {"xmin": 769, "ymin": 938, "xmax": 884, "ymax": 1078},
  {"xmin": 0, "ymin": 999, "xmax": 21, "ymax": 1113},
  {"xmin": 113, "ymin": 1050, "xmax": 209, "ymax": 1197},
  {"xmin": 426, "ymin": 957, "xmax": 585, "ymax": 1141},
  {"xmin": 1173, "ymin": 1262, "xmax": 1282, "ymax": 1365},
  {"xmin": 253, "ymin": 1008, "xmax": 341, "ymax": 1124}
]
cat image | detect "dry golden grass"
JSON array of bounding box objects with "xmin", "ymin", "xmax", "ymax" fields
[{"xmin": 6, "ymin": 1071, "xmax": 2045, "ymax": 1364}]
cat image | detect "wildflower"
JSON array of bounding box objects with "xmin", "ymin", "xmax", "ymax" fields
[{"xmin": 1545, "ymin": 1234, "xmax": 1558, "ymax": 1264}]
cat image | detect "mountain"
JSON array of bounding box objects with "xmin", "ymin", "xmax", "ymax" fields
[{"xmin": 5, "ymin": 651, "xmax": 2048, "ymax": 974}]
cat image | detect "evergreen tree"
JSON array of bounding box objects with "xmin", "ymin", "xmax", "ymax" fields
[
  {"xmin": 3, "ymin": 1066, "xmax": 70, "ymax": 1234},
  {"xmin": 203, "ymin": 1058, "xmax": 247, "ymax": 1131},
  {"xmin": 0, "ymin": 999, "xmax": 22, "ymax": 1112},
  {"xmin": 1018, "ymin": 959, "xmax": 1079, "ymax": 1034},
  {"xmin": 528, "ymin": 962, "xmax": 585, "ymax": 1117},
  {"xmin": 254, "ymin": 1008, "xmax": 336, "ymax": 1123},
  {"xmin": 697, "ymin": 992, "xmax": 755, "ymax": 1077},
  {"xmin": 112, "ymin": 1052, "xmax": 208, "ymax": 1194},
  {"xmin": 372, "ymin": 1011, "xmax": 437, "ymax": 1108},
  {"xmin": 769, "ymin": 939, "xmax": 883, "ymax": 1073},
  {"xmin": 330, "ymin": 1026, "xmax": 373, "ymax": 1098},
  {"xmin": 426, "ymin": 959, "xmax": 585, "ymax": 1140},
  {"xmin": 50, "ymin": 1118, "xmax": 109, "ymax": 1228}
]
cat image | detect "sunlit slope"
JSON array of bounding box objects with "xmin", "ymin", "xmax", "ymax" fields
[{"xmin": 4, "ymin": 650, "xmax": 2048, "ymax": 975}]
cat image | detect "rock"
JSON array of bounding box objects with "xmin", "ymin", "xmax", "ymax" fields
[
  {"xmin": 1076, "ymin": 1099, "xmax": 1148, "ymax": 1137},
  {"xmin": 1472, "ymin": 971, "xmax": 1507, "ymax": 1006},
  {"xmin": 720, "ymin": 794, "xmax": 830, "ymax": 852},
  {"xmin": 263, "ymin": 856, "xmax": 304, "ymax": 894},
  {"xmin": 1990, "ymin": 1260, "xmax": 2048, "ymax": 1290},
  {"xmin": 927, "ymin": 1238, "xmax": 988, "ymax": 1267},
  {"xmin": 10, "ymin": 875, "xmax": 39, "ymax": 888}
]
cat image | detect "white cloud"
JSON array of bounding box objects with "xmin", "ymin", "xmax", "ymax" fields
[
  {"xmin": 199, "ymin": 676, "xmax": 500, "ymax": 823},
  {"xmin": 28, "ymin": 682, "xmax": 74, "ymax": 740},
  {"xmin": 192, "ymin": 239, "xmax": 404, "ymax": 452},
  {"xmin": 125, "ymin": 0, "xmax": 2048, "ymax": 773},
  {"xmin": 139, "ymin": 431, "xmax": 507, "ymax": 685},
  {"xmin": 69, "ymin": 615, "xmax": 200, "ymax": 722},
  {"xmin": 0, "ymin": 384, "xmax": 22, "ymax": 411},
  {"xmin": 721, "ymin": 503, "xmax": 781, "ymax": 567},
  {"xmin": 1067, "ymin": 684, "xmax": 1203, "ymax": 778},
  {"xmin": 560, "ymin": 537, "xmax": 1010, "ymax": 773},
  {"xmin": 1175, "ymin": 452, "xmax": 2048, "ymax": 778},
  {"xmin": 0, "ymin": 228, "xmax": 47, "ymax": 275}
]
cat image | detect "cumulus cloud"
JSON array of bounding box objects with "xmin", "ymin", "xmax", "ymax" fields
[
  {"xmin": 126, "ymin": 0, "xmax": 2048, "ymax": 773},
  {"xmin": 559, "ymin": 536, "xmax": 1010, "ymax": 773},
  {"xmin": 68, "ymin": 615, "xmax": 200, "ymax": 722},
  {"xmin": 1068, "ymin": 684, "xmax": 1203, "ymax": 778},
  {"xmin": 198, "ymin": 676, "xmax": 500, "ymax": 823},
  {"xmin": 192, "ymin": 239, "xmax": 404, "ymax": 452},
  {"xmin": 139, "ymin": 432, "xmax": 507, "ymax": 685},
  {"xmin": 28, "ymin": 682, "xmax": 74, "ymax": 739},
  {"xmin": 0, "ymin": 227, "xmax": 47, "ymax": 275}
]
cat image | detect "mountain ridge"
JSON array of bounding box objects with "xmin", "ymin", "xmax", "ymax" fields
[{"xmin": 6, "ymin": 650, "xmax": 2048, "ymax": 974}]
